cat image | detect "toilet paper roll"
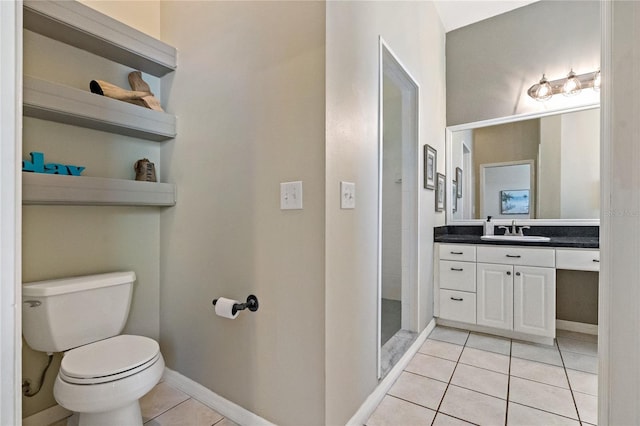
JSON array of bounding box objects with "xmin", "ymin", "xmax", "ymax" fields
[{"xmin": 215, "ymin": 297, "xmax": 240, "ymax": 319}]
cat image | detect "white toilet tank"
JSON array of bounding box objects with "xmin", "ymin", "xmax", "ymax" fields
[{"xmin": 23, "ymin": 271, "xmax": 136, "ymax": 353}]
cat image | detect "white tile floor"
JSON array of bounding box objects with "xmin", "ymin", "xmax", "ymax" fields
[
  {"xmin": 367, "ymin": 326, "xmax": 598, "ymax": 426},
  {"xmin": 51, "ymin": 380, "xmax": 236, "ymax": 426}
]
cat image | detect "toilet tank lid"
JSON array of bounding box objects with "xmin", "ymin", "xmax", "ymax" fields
[{"xmin": 23, "ymin": 271, "xmax": 136, "ymax": 297}]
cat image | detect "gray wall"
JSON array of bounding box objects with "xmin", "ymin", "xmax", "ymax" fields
[
  {"xmin": 556, "ymin": 270, "xmax": 598, "ymax": 325},
  {"xmin": 446, "ymin": 0, "xmax": 600, "ymax": 126},
  {"xmin": 159, "ymin": 2, "xmax": 326, "ymax": 425}
]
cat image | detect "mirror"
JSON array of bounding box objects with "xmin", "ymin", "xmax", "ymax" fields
[{"xmin": 447, "ymin": 106, "xmax": 600, "ymax": 223}]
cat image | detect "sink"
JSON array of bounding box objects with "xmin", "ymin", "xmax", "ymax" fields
[{"xmin": 481, "ymin": 235, "xmax": 551, "ymax": 242}]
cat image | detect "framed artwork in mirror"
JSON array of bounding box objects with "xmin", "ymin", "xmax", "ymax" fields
[
  {"xmin": 436, "ymin": 172, "xmax": 445, "ymax": 211},
  {"xmin": 455, "ymin": 167, "xmax": 463, "ymax": 198},
  {"xmin": 500, "ymin": 189, "xmax": 530, "ymax": 214},
  {"xmin": 452, "ymin": 181, "xmax": 458, "ymax": 213},
  {"xmin": 424, "ymin": 144, "xmax": 437, "ymax": 190}
]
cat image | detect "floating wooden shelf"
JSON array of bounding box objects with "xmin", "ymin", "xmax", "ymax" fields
[
  {"xmin": 24, "ymin": 76, "xmax": 177, "ymax": 142},
  {"xmin": 23, "ymin": 0, "xmax": 177, "ymax": 77},
  {"xmin": 23, "ymin": 173, "xmax": 177, "ymax": 207}
]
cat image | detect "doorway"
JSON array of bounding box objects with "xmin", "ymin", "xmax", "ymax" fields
[{"xmin": 378, "ymin": 39, "xmax": 419, "ymax": 379}]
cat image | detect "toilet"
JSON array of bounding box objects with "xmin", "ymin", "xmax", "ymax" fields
[{"xmin": 22, "ymin": 271, "xmax": 164, "ymax": 426}]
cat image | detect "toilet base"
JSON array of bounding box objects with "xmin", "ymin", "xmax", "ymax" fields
[{"xmin": 68, "ymin": 401, "xmax": 142, "ymax": 426}]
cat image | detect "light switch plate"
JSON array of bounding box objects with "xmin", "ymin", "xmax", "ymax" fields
[
  {"xmin": 341, "ymin": 181, "xmax": 355, "ymax": 209},
  {"xmin": 280, "ymin": 181, "xmax": 303, "ymax": 210}
]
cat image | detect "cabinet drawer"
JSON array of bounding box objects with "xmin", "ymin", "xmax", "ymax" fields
[
  {"xmin": 439, "ymin": 244, "xmax": 476, "ymax": 262},
  {"xmin": 439, "ymin": 260, "xmax": 476, "ymax": 292},
  {"xmin": 477, "ymin": 246, "xmax": 555, "ymax": 268},
  {"xmin": 439, "ymin": 289, "xmax": 476, "ymax": 324},
  {"xmin": 556, "ymin": 249, "xmax": 600, "ymax": 271}
]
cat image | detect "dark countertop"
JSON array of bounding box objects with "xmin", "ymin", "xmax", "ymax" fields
[{"xmin": 434, "ymin": 225, "xmax": 599, "ymax": 249}]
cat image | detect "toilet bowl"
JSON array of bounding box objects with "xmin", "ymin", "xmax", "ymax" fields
[
  {"xmin": 54, "ymin": 335, "xmax": 164, "ymax": 425},
  {"xmin": 22, "ymin": 272, "xmax": 163, "ymax": 426}
]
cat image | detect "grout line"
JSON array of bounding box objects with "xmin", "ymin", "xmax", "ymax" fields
[
  {"xmin": 558, "ymin": 339, "xmax": 583, "ymax": 424},
  {"xmin": 383, "ymin": 394, "xmax": 439, "ymax": 414},
  {"xmin": 403, "ymin": 369, "xmax": 450, "ymax": 385},
  {"xmin": 509, "ymin": 372, "xmax": 572, "ymax": 391},
  {"xmin": 430, "ymin": 332, "xmax": 470, "ymax": 426},
  {"xmin": 144, "ymin": 397, "xmax": 192, "ymax": 423},
  {"xmin": 508, "ymin": 400, "xmax": 583, "ymax": 423},
  {"xmin": 505, "ymin": 338, "xmax": 512, "ymax": 426}
]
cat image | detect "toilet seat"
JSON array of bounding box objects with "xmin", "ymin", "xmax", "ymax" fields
[{"xmin": 59, "ymin": 335, "xmax": 160, "ymax": 385}]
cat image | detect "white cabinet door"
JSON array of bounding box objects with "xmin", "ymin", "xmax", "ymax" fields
[
  {"xmin": 513, "ymin": 266, "xmax": 556, "ymax": 337},
  {"xmin": 476, "ymin": 263, "xmax": 513, "ymax": 330}
]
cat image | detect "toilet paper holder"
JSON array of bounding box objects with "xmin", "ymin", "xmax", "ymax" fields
[{"xmin": 212, "ymin": 294, "xmax": 259, "ymax": 315}]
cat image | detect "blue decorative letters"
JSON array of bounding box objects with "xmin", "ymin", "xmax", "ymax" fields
[{"xmin": 22, "ymin": 152, "xmax": 85, "ymax": 176}]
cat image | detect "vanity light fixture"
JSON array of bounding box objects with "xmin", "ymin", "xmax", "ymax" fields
[
  {"xmin": 528, "ymin": 74, "xmax": 553, "ymax": 101},
  {"xmin": 562, "ymin": 69, "xmax": 582, "ymax": 96},
  {"xmin": 593, "ymin": 70, "xmax": 601, "ymax": 91},
  {"xmin": 527, "ymin": 69, "xmax": 600, "ymax": 101}
]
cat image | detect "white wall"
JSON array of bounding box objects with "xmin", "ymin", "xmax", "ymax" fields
[
  {"xmin": 1, "ymin": 1, "xmax": 22, "ymax": 423},
  {"xmin": 451, "ymin": 129, "xmax": 471, "ymax": 220},
  {"xmin": 601, "ymin": 2, "xmax": 640, "ymax": 424},
  {"xmin": 159, "ymin": 3, "xmax": 326, "ymax": 425},
  {"xmin": 560, "ymin": 108, "xmax": 600, "ymax": 219},
  {"xmin": 538, "ymin": 115, "xmax": 561, "ymax": 218},
  {"xmin": 325, "ymin": 2, "xmax": 445, "ymax": 424}
]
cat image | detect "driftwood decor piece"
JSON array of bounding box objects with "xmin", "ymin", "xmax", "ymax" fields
[
  {"xmin": 128, "ymin": 71, "xmax": 163, "ymax": 112},
  {"xmin": 89, "ymin": 72, "xmax": 164, "ymax": 112}
]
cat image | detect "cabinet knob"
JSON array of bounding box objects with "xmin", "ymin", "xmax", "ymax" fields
[
  {"xmin": 450, "ymin": 297, "xmax": 464, "ymax": 301},
  {"xmin": 516, "ymin": 272, "xmax": 521, "ymax": 276},
  {"xmin": 451, "ymin": 267, "xmax": 464, "ymax": 272},
  {"xmin": 506, "ymin": 254, "xmax": 521, "ymax": 258},
  {"xmin": 506, "ymin": 271, "xmax": 511, "ymax": 276},
  {"xmin": 593, "ymin": 259, "xmax": 600, "ymax": 263},
  {"xmin": 450, "ymin": 251, "xmax": 463, "ymax": 255}
]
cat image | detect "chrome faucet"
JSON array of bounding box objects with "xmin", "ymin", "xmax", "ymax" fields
[{"xmin": 498, "ymin": 220, "xmax": 530, "ymax": 236}]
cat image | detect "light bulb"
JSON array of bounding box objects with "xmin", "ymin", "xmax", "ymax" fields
[
  {"xmin": 593, "ymin": 70, "xmax": 601, "ymax": 92},
  {"xmin": 563, "ymin": 70, "xmax": 582, "ymax": 96},
  {"xmin": 527, "ymin": 74, "xmax": 553, "ymax": 101}
]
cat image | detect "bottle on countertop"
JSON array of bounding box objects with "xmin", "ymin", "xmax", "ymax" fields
[{"xmin": 484, "ymin": 216, "xmax": 494, "ymax": 236}]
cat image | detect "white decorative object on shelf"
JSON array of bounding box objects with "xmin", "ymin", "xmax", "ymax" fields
[
  {"xmin": 23, "ymin": 173, "xmax": 176, "ymax": 207},
  {"xmin": 23, "ymin": 0, "xmax": 177, "ymax": 77},
  {"xmin": 24, "ymin": 76, "xmax": 176, "ymax": 142}
]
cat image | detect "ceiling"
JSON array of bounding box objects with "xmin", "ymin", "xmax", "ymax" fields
[{"xmin": 433, "ymin": 0, "xmax": 539, "ymax": 32}]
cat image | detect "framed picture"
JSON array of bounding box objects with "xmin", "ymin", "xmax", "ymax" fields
[
  {"xmin": 452, "ymin": 181, "xmax": 458, "ymax": 213},
  {"xmin": 455, "ymin": 167, "xmax": 463, "ymax": 198},
  {"xmin": 435, "ymin": 172, "xmax": 445, "ymax": 211},
  {"xmin": 500, "ymin": 189, "xmax": 530, "ymax": 214},
  {"xmin": 424, "ymin": 144, "xmax": 437, "ymax": 190}
]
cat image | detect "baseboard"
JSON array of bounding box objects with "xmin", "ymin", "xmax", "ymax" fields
[
  {"xmin": 436, "ymin": 318, "xmax": 555, "ymax": 346},
  {"xmin": 346, "ymin": 318, "xmax": 436, "ymax": 426},
  {"xmin": 556, "ymin": 319, "xmax": 599, "ymax": 335},
  {"xmin": 22, "ymin": 404, "xmax": 71, "ymax": 426},
  {"xmin": 162, "ymin": 368, "xmax": 275, "ymax": 426}
]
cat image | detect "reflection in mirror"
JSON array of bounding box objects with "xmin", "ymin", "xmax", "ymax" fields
[{"xmin": 449, "ymin": 107, "xmax": 600, "ymax": 221}]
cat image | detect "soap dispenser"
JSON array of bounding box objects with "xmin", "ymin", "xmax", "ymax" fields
[{"xmin": 484, "ymin": 216, "xmax": 494, "ymax": 236}]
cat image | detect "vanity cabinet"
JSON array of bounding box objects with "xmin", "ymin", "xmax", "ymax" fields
[
  {"xmin": 477, "ymin": 245, "xmax": 556, "ymax": 337},
  {"xmin": 437, "ymin": 244, "xmax": 477, "ymax": 323},
  {"xmin": 435, "ymin": 243, "xmax": 559, "ymax": 342},
  {"xmin": 476, "ymin": 263, "xmax": 513, "ymax": 330},
  {"xmin": 556, "ymin": 248, "xmax": 600, "ymax": 271}
]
